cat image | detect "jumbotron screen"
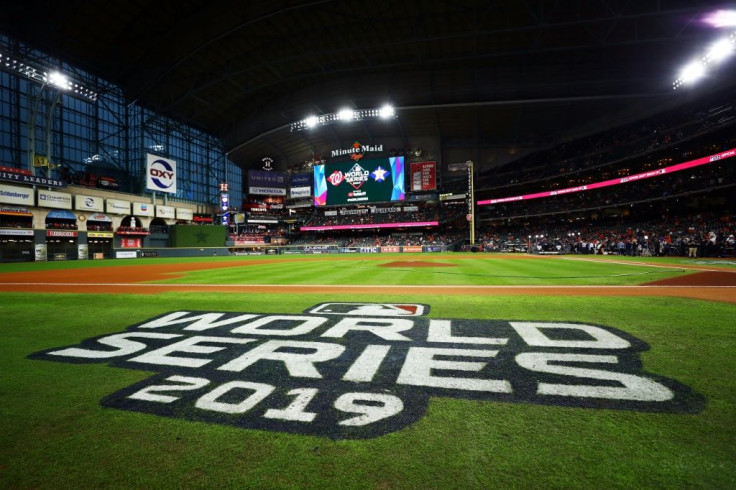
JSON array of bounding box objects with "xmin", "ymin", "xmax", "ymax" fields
[{"xmin": 313, "ymin": 156, "xmax": 405, "ymax": 206}]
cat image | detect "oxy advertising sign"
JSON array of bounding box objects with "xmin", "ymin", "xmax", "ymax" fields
[
  {"xmin": 0, "ymin": 183, "xmax": 34, "ymax": 206},
  {"xmin": 146, "ymin": 154, "xmax": 177, "ymax": 194},
  {"xmin": 30, "ymin": 303, "xmax": 703, "ymax": 440}
]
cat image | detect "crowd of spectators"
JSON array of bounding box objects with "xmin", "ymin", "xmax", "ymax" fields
[
  {"xmin": 116, "ymin": 225, "xmax": 148, "ymax": 233},
  {"xmin": 478, "ymin": 87, "xmax": 735, "ymax": 191},
  {"xmin": 290, "ymin": 231, "xmax": 465, "ymax": 248},
  {"xmin": 0, "ymin": 220, "xmax": 32, "ymax": 228},
  {"xmin": 478, "ymin": 211, "xmax": 736, "ymax": 257},
  {"xmin": 86, "ymin": 223, "xmax": 112, "ymax": 231},
  {"xmin": 482, "ymin": 157, "xmax": 734, "ymax": 221},
  {"xmin": 229, "ymin": 225, "xmax": 289, "ymax": 245},
  {"xmin": 46, "ymin": 221, "xmax": 77, "ymax": 230},
  {"xmin": 304, "ymin": 205, "xmax": 439, "ymax": 228}
]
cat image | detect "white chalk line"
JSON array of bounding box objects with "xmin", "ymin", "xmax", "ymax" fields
[{"xmin": 558, "ymin": 256, "xmax": 736, "ymax": 272}]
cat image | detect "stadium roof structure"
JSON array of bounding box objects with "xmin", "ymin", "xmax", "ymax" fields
[{"xmin": 2, "ymin": 0, "xmax": 735, "ymax": 171}]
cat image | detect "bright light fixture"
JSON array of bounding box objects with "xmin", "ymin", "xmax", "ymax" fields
[
  {"xmin": 706, "ymin": 38, "xmax": 735, "ymax": 62},
  {"xmin": 47, "ymin": 71, "xmax": 71, "ymax": 90},
  {"xmin": 289, "ymin": 103, "xmax": 398, "ymax": 131},
  {"xmin": 678, "ymin": 61, "xmax": 706, "ymax": 84},
  {"xmin": 337, "ymin": 108, "xmax": 354, "ymax": 121},
  {"xmin": 379, "ymin": 104, "xmax": 395, "ymax": 119},
  {"xmin": 704, "ymin": 10, "xmax": 736, "ymax": 28}
]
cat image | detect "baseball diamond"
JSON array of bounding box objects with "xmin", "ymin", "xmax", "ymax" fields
[{"xmin": 1, "ymin": 2, "xmax": 736, "ymax": 488}]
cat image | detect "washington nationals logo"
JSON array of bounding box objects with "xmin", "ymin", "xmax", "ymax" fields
[{"xmin": 328, "ymin": 171, "xmax": 344, "ymax": 186}]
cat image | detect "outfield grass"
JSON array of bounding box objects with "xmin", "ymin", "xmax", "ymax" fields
[
  {"xmin": 0, "ymin": 252, "xmax": 703, "ymax": 285},
  {"xmin": 0, "ymin": 256, "xmax": 734, "ymax": 488},
  {"xmin": 151, "ymin": 255, "xmax": 690, "ymax": 285}
]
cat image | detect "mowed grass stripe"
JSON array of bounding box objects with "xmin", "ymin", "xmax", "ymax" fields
[{"xmin": 146, "ymin": 255, "xmax": 688, "ymax": 286}]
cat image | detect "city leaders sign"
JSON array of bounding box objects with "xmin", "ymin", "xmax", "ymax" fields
[{"xmin": 146, "ymin": 154, "xmax": 177, "ymax": 194}]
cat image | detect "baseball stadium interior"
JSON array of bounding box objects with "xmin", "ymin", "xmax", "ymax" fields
[{"xmin": 0, "ymin": 1, "xmax": 735, "ymax": 262}]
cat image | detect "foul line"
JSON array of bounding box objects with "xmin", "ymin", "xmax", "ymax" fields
[{"xmin": 558, "ymin": 256, "xmax": 733, "ymax": 272}]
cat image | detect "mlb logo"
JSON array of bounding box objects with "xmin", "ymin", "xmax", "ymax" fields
[{"xmin": 309, "ymin": 303, "xmax": 428, "ymax": 317}]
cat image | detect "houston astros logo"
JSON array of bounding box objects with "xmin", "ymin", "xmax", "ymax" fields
[
  {"xmin": 29, "ymin": 303, "xmax": 703, "ymax": 439},
  {"xmin": 149, "ymin": 159, "xmax": 175, "ymax": 189}
]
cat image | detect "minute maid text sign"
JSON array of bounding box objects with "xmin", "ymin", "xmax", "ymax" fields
[
  {"xmin": 146, "ymin": 154, "xmax": 177, "ymax": 194},
  {"xmin": 30, "ymin": 303, "xmax": 703, "ymax": 440}
]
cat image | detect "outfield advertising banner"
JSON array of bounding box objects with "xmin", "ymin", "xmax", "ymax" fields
[
  {"xmin": 156, "ymin": 205, "xmax": 175, "ymax": 219},
  {"xmin": 0, "ymin": 228, "xmax": 33, "ymax": 236},
  {"xmin": 0, "ymin": 168, "xmax": 64, "ymax": 187},
  {"xmin": 38, "ymin": 189, "xmax": 72, "ymax": 209},
  {"xmin": 107, "ymin": 199, "xmax": 131, "ymax": 215},
  {"xmin": 410, "ymin": 161, "xmax": 437, "ymax": 191},
  {"xmin": 133, "ymin": 202, "xmax": 154, "ymax": 217},
  {"xmin": 313, "ymin": 156, "xmax": 405, "ymax": 206},
  {"xmin": 146, "ymin": 154, "xmax": 177, "ymax": 194},
  {"xmin": 176, "ymin": 208, "xmax": 194, "ymax": 220},
  {"xmin": 290, "ymin": 186, "xmax": 311, "ymax": 199},
  {"xmin": 290, "ymin": 173, "xmax": 311, "ymax": 187},
  {"xmin": 0, "ymin": 183, "xmax": 34, "ymax": 206},
  {"xmin": 249, "ymin": 171, "xmax": 286, "ymax": 196},
  {"xmin": 74, "ymin": 194, "xmax": 104, "ymax": 212}
]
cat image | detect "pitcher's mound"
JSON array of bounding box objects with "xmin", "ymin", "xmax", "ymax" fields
[{"xmin": 381, "ymin": 261, "xmax": 457, "ymax": 268}]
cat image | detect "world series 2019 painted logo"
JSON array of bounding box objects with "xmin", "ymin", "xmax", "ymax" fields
[{"xmin": 29, "ymin": 303, "xmax": 704, "ymax": 439}]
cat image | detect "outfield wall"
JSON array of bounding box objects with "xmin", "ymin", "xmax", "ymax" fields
[{"xmin": 104, "ymin": 243, "xmax": 455, "ymax": 259}]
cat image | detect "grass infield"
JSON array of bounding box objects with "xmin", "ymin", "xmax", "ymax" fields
[{"xmin": 0, "ymin": 254, "xmax": 734, "ymax": 488}]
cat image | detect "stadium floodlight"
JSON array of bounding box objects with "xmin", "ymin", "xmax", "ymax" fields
[
  {"xmin": 338, "ymin": 108, "xmax": 354, "ymax": 121},
  {"xmin": 0, "ymin": 50, "xmax": 97, "ymax": 101},
  {"xmin": 672, "ymin": 31, "xmax": 736, "ymax": 89},
  {"xmin": 673, "ymin": 60, "xmax": 707, "ymax": 89},
  {"xmin": 47, "ymin": 71, "xmax": 71, "ymax": 90},
  {"xmin": 706, "ymin": 38, "xmax": 735, "ymax": 63},
  {"xmin": 704, "ymin": 10, "xmax": 736, "ymax": 28},
  {"xmin": 379, "ymin": 104, "xmax": 395, "ymax": 119},
  {"xmin": 289, "ymin": 103, "xmax": 397, "ymax": 131}
]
